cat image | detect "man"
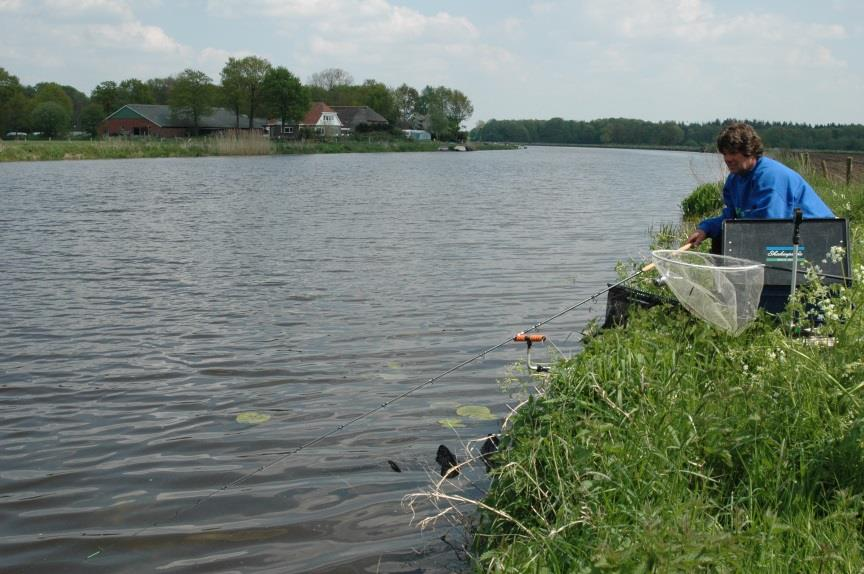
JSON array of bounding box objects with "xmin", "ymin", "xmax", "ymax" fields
[{"xmin": 687, "ymin": 123, "xmax": 834, "ymax": 250}]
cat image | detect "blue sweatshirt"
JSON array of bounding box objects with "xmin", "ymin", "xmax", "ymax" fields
[{"xmin": 698, "ymin": 156, "xmax": 835, "ymax": 240}]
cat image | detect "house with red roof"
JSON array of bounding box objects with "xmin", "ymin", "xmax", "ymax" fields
[{"xmin": 300, "ymin": 102, "xmax": 343, "ymax": 138}]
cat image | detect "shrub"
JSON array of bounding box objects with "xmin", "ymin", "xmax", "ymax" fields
[{"xmin": 681, "ymin": 181, "xmax": 723, "ymax": 218}]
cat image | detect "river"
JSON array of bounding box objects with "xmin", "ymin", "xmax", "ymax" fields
[{"xmin": 0, "ymin": 146, "xmax": 722, "ymax": 573}]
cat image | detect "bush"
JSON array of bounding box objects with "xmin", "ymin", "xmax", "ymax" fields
[{"xmin": 681, "ymin": 181, "xmax": 723, "ymax": 218}]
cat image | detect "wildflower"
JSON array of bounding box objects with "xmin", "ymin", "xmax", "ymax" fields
[{"xmin": 828, "ymin": 245, "xmax": 846, "ymax": 264}]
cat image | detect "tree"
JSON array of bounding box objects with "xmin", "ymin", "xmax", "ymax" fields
[
  {"xmin": 221, "ymin": 56, "xmax": 270, "ymax": 129},
  {"xmin": 657, "ymin": 121, "xmax": 684, "ymax": 146},
  {"xmin": 146, "ymin": 77, "xmax": 175, "ymax": 105},
  {"xmin": 31, "ymin": 101, "xmax": 71, "ymax": 138},
  {"xmin": 261, "ymin": 66, "xmax": 309, "ymax": 135},
  {"xmin": 418, "ymin": 86, "xmax": 461, "ymax": 139},
  {"xmin": 4, "ymin": 91, "xmax": 32, "ymax": 134},
  {"xmin": 444, "ymin": 88, "xmax": 473, "ymax": 134},
  {"xmin": 308, "ymin": 67, "xmax": 353, "ymax": 91},
  {"xmin": 393, "ymin": 84, "xmax": 419, "ymax": 129},
  {"xmin": 91, "ymin": 81, "xmax": 120, "ymax": 115},
  {"xmin": 0, "ymin": 67, "xmax": 26, "ymax": 135},
  {"xmin": 539, "ymin": 117, "xmax": 570, "ymax": 143},
  {"xmin": 119, "ymin": 78, "xmax": 155, "ymax": 105},
  {"xmin": 220, "ymin": 58, "xmax": 245, "ymax": 129},
  {"xmin": 360, "ymin": 80, "xmax": 398, "ymax": 126},
  {"xmin": 80, "ymin": 103, "xmax": 106, "ymax": 137},
  {"xmin": 61, "ymin": 85, "xmax": 89, "ymax": 130},
  {"xmin": 169, "ymin": 69, "xmax": 215, "ymax": 136},
  {"xmin": 34, "ymin": 82, "xmax": 73, "ymax": 116}
]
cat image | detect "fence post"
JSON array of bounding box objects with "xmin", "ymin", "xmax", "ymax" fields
[
  {"xmin": 846, "ymin": 157, "xmax": 853, "ymax": 186},
  {"xmin": 821, "ymin": 159, "xmax": 829, "ymax": 179}
]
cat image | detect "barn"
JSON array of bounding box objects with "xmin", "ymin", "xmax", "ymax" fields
[{"xmin": 99, "ymin": 104, "xmax": 266, "ymax": 137}]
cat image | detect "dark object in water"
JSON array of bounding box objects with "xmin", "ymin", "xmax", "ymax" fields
[
  {"xmin": 387, "ymin": 460, "xmax": 401, "ymax": 473},
  {"xmin": 436, "ymin": 444, "xmax": 459, "ymax": 478},
  {"xmin": 480, "ymin": 434, "xmax": 499, "ymax": 472},
  {"xmin": 603, "ymin": 284, "xmax": 677, "ymax": 329}
]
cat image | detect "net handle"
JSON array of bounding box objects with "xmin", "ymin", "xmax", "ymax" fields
[{"xmin": 642, "ymin": 242, "xmax": 692, "ymax": 272}]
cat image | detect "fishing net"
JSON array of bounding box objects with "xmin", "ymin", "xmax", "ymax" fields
[{"xmin": 651, "ymin": 250, "xmax": 765, "ymax": 335}]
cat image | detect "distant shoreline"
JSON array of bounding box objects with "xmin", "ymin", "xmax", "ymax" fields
[{"xmin": 2, "ymin": 138, "xmax": 860, "ymax": 166}]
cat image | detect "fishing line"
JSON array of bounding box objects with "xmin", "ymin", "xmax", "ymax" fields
[{"xmin": 86, "ymin": 266, "xmax": 648, "ymax": 560}]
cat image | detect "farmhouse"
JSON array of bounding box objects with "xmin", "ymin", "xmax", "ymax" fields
[
  {"xmin": 331, "ymin": 106, "xmax": 389, "ymax": 132},
  {"xmin": 100, "ymin": 104, "xmax": 266, "ymax": 137},
  {"xmin": 300, "ymin": 102, "xmax": 343, "ymax": 138}
]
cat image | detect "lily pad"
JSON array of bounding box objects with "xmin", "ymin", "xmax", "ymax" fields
[
  {"xmin": 456, "ymin": 405, "xmax": 496, "ymax": 420},
  {"xmin": 236, "ymin": 411, "xmax": 271, "ymax": 425},
  {"xmin": 437, "ymin": 418, "xmax": 466, "ymax": 428}
]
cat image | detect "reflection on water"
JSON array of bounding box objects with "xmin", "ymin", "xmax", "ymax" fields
[{"xmin": 0, "ymin": 147, "xmax": 722, "ymax": 573}]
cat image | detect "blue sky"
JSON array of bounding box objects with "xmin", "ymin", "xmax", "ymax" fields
[{"xmin": 1, "ymin": 0, "xmax": 862, "ymax": 126}]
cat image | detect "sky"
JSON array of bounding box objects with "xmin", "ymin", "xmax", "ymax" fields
[{"xmin": 1, "ymin": 0, "xmax": 862, "ymax": 127}]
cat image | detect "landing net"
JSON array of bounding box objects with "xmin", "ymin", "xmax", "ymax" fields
[{"xmin": 651, "ymin": 250, "xmax": 765, "ymax": 335}]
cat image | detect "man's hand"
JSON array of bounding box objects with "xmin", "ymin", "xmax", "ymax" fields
[{"xmin": 687, "ymin": 228, "xmax": 707, "ymax": 248}]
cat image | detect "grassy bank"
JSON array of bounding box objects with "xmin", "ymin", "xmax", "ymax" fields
[
  {"xmin": 0, "ymin": 135, "xmax": 515, "ymax": 162},
  {"xmin": 466, "ymin": 156, "xmax": 864, "ymax": 571}
]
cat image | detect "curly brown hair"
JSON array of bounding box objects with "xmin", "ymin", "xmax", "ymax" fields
[{"xmin": 716, "ymin": 123, "xmax": 764, "ymax": 157}]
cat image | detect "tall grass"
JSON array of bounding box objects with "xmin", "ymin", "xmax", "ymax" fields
[
  {"xmin": 450, "ymin": 161, "xmax": 864, "ymax": 572},
  {"xmin": 210, "ymin": 130, "xmax": 272, "ymax": 156}
]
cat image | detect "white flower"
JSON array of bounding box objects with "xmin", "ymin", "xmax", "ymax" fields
[{"xmin": 828, "ymin": 245, "xmax": 846, "ymax": 264}]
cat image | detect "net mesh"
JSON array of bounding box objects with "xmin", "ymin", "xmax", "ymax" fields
[{"xmin": 651, "ymin": 250, "xmax": 765, "ymax": 335}]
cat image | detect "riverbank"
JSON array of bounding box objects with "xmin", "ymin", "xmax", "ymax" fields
[
  {"xmin": 0, "ymin": 136, "xmax": 516, "ymax": 162},
  {"xmin": 468, "ymin": 157, "xmax": 864, "ymax": 571}
]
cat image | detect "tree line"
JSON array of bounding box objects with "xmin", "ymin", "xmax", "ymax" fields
[
  {"xmin": 0, "ymin": 61, "xmax": 474, "ymax": 140},
  {"xmin": 470, "ymin": 117, "xmax": 864, "ymax": 151}
]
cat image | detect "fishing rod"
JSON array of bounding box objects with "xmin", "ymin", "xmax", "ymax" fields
[{"xmin": 86, "ymin": 249, "xmax": 679, "ymax": 560}]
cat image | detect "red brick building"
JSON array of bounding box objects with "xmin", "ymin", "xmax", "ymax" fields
[{"xmin": 99, "ymin": 104, "xmax": 266, "ymax": 137}]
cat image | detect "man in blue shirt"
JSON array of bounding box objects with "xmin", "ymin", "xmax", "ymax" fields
[{"xmin": 687, "ymin": 123, "xmax": 834, "ymax": 250}]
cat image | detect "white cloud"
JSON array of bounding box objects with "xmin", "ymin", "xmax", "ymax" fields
[
  {"xmin": 580, "ymin": 0, "xmax": 847, "ymax": 71},
  {"xmin": 198, "ymin": 46, "xmax": 253, "ymax": 67},
  {"xmin": 206, "ymin": 0, "xmax": 497, "ymax": 87},
  {"xmin": 207, "ymin": 0, "xmax": 332, "ymax": 19},
  {"xmin": 530, "ymin": 2, "xmax": 557, "ymax": 16},
  {"xmin": 43, "ymin": 0, "xmax": 133, "ymax": 17},
  {"xmin": 501, "ymin": 17, "xmax": 522, "ymax": 34},
  {"xmin": 86, "ymin": 21, "xmax": 186, "ymax": 53},
  {"xmin": 211, "ymin": 0, "xmax": 477, "ymax": 44},
  {"xmin": 0, "ymin": 0, "xmax": 23, "ymax": 11},
  {"xmin": 309, "ymin": 35, "xmax": 356, "ymax": 56}
]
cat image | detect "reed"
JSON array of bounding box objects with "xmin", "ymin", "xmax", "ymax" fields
[{"xmin": 210, "ymin": 130, "xmax": 272, "ymax": 156}]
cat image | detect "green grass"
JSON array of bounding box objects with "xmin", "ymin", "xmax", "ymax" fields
[{"xmin": 470, "ymin": 156, "xmax": 864, "ymax": 572}]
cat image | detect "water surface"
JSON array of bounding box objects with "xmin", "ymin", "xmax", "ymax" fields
[{"xmin": 0, "ymin": 146, "xmax": 722, "ymax": 573}]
